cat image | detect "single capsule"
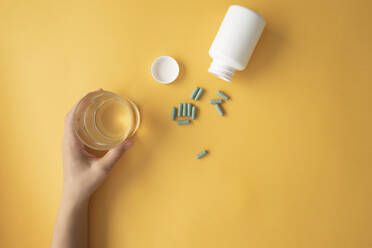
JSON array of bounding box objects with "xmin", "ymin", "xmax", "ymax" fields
[
  {"xmin": 196, "ymin": 150, "xmax": 208, "ymax": 159},
  {"xmin": 178, "ymin": 103, "xmax": 183, "ymax": 117},
  {"xmin": 177, "ymin": 119, "xmax": 191, "ymax": 125},
  {"xmin": 187, "ymin": 103, "xmax": 192, "ymax": 116},
  {"xmin": 182, "ymin": 103, "xmax": 187, "ymax": 116},
  {"xmin": 210, "ymin": 99, "xmax": 223, "ymax": 104},
  {"xmin": 171, "ymin": 107, "xmax": 177, "ymax": 120},
  {"xmin": 217, "ymin": 90, "xmax": 230, "ymax": 100},
  {"xmin": 191, "ymin": 106, "xmax": 196, "ymax": 120},
  {"xmin": 215, "ymin": 104, "xmax": 224, "ymax": 116}
]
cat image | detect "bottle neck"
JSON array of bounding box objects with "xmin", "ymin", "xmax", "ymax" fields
[{"xmin": 208, "ymin": 60, "xmax": 235, "ymax": 82}]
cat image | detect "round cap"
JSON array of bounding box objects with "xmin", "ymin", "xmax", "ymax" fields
[{"xmin": 151, "ymin": 56, "xmax": 179, "ymax": 84}]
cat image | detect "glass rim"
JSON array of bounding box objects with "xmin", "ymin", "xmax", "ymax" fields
[{"xmin": 73, "ymin": 90, "xmax": 135, "ymax": 150}]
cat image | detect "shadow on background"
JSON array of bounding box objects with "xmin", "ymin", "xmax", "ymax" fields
[
  {"xmin": 175, "ymin": 56, "xmax": 185, "ymax": 82},
  {"xmin": 88, "ymin": 102, "xmax": 168, "ymax": 247}
]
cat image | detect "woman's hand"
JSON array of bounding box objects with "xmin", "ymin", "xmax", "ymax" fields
[
  {"xmin": 62, "ymin": 95, "xmax": 132, "ymax": 204},
  {"xmin": 52, "ymin": 90, "xmax": 132, "ymax": 248}
]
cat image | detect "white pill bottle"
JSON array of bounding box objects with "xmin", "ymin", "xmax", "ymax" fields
[{"xmin": 208, "ymin": 5, "xmax": 266, "ymax": 82}]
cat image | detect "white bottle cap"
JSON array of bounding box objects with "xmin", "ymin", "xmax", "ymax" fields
[{"xmin": 151, "ymin": 56, "xmax": 180, "ymax": 84}]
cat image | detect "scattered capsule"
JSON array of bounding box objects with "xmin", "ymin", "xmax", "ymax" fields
[
  {"xmin": 194, "ymin": 88, "xmax": 204, "ymax": 101},
  {"xmin": 190, "ymin": 87, "xmax": 200, "ymax": 100},
  {"xmin": 196, "ymin": 150, "xmax": 208, "ymax": 159},
  {"xmin": 187, "ymin": 103, "xmax": 192, "ymax": 116},
  {"xmin": 215, "ymin": 104, "xmax": 224, "ymax": 116},
  {"xmin": 171, "ymin": 107, "xmax": 177, "ymax": 120},
  {"xmin": 191, "ymin": 106, "xmax": 196, "ymax": 120},
  {"xmin": 210, "ymin": 99, "xmax": 223, "ymax": 104},
  {"xmin": 177, "ymin": 119, "xmax": 191, "ymax": 125},
  {"xmin": 182, "ymin": 103, "xmax": 187, "ymax": 116},
  {"xmin": 217, "ymin": 90, "xmax": 230, "ymax": 100},
  {"xmin": 178, "ymin": 103, "xmax": 183, "ymax": 117}
]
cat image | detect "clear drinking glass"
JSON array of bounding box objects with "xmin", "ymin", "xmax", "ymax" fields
[{"xmin": 73, "ymin": 90, "xmax": 140, "ymax": 150}]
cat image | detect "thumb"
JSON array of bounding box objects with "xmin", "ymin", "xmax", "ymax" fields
[{"xmin": 96, "ymin": 140, "xmax": 133, "ymax": 172}]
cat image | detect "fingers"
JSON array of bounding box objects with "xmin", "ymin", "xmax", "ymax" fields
[
  {"xmin": 64, "ymin": 103, "xmax": 77, "ymax": 134},
  {"xmin": 63, "ymin": 102, "xmax": 82, "ymax": 150},
  {"xmin": 95, "ymin": 140, "xmax": 133, "ymax": 172}
]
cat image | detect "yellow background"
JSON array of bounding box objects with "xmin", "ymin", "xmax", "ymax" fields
[{"xmin": 0, "ymin": 0, "xmax": 371, "ymax": 247}]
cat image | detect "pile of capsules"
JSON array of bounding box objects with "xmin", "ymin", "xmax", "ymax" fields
[{"xmin": 170, "ymin": 87, "xmax": 231, "ymax": 159}]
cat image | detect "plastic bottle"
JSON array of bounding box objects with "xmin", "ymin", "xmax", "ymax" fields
[{"xmin": 208, "ymin": 5, "xmax": 266, "ymax": 82}]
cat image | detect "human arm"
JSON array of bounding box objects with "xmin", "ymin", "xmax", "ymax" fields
[{"xmin": 51, "ymin": 98, "xmax": 132, "ymax": 248}]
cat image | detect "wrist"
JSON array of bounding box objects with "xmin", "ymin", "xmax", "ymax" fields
[
  {"xmin": 60, "ymin": 191, "xmax": 89, "ymax": 211},
  {"xmin": 61, "ymin": 183, "xmax": 91, "ymax": 207}
]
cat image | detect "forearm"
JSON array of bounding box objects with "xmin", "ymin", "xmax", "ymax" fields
[
  {"xmin": 51, "ymin": 192, "xmax": 89, "ymax": 248},
  {"xmin": 53, "ymin": 91, "xmax": 132, "ymax": 248}
]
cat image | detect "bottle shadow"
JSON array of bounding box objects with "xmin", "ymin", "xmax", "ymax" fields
[
  {"xmin": 175, "ymin": 57, "xmax": 185, "ymax": 82},
  {"xmin": 88, "ymin": 105, "xmax": 167, "ymax": 247}
]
